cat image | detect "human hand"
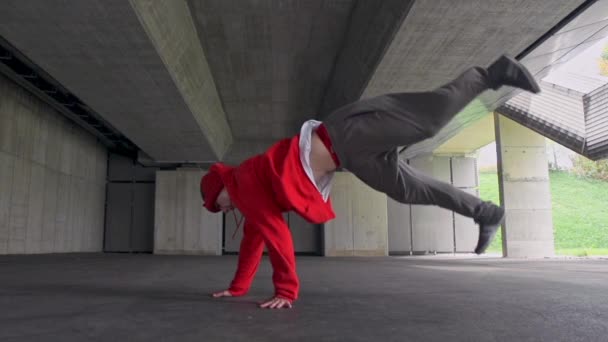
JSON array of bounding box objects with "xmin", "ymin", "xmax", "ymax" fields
[
  {"xmin": 259, "ymin": 296, "xmax": 293, "ymax": 309},
  {"xmin": 211, "ymin": 289, "xmax": 233, "ymax": 298}
]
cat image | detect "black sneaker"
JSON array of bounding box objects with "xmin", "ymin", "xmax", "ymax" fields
[
  {"xmin": 487, "ymin": 54, "xmax": 541, "ymax": 94},
  {"xmin": 474, "ymin": 208, "xmax": 505, "ymax": 254}
]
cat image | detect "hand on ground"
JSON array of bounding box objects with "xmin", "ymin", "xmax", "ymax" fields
[
  {"xmin": 259, "ymin": 296, "xmax": 293, "ymax": 309},
  {"xmin": 211, "ymin": 289, "xmax": 232, "ymax": 298}
]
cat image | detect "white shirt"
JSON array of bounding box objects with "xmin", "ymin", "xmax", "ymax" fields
[{"xmin": 299, "ymin": 120, "xmax": 334, "ymax": 202}]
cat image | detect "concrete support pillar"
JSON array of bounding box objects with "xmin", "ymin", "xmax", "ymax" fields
[
  {"xmin": 387, "ymin": 155, "xmax": 480, "ymax": 254},
  {"xmin": 324, "ymin": 172, "xmax": 388, "ymax": 256},
  {"xmin": 495, "ymin": 114, "xmax": 555, "ymax": 257},
  {"xmin": 154, "ymin": 168, "xmax": 222, "ymax": 255},
  {"xmin": 408, "ymin": 156, "xmax": 455, "ymax": 253},
  {"xmin": 387, "ymin": 198, "xmax": 412, "ymax": 255},
  {"xmin": 451, "ymin": 156, "xmax": 480, "ymax": 252}
]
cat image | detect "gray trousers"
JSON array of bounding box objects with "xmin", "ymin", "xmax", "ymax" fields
[{"xmin": 323, "ymin": 66, "xmax": 495, "ymax": 222}]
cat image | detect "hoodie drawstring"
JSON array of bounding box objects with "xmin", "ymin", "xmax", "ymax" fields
[{"xmin": 231, "ymin": 210, "xmax": 244, "ymax": 240}]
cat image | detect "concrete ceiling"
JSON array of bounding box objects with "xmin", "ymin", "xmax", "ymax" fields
[
  {"xmin": 0, "ymin": 0, "xmax": 597, "ymax": 164},
  {"xmin": 0, "ymin": 0, "xmax": 231, "ymax": 162},
  {"xmin": 188, "ymin": 0, "xmax": 355, "ymax": 143},
  {"xmin": 434, "ymin": 114, "xmax": 496, "ymax": 156},
  {"xmin": 410, "ymin": 0, "xmax": 608, "ymax": 158}
]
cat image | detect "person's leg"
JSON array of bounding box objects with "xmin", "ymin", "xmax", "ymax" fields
[
  {"xmin": 324, "ymin": 66, "xmax": 491, "ymax": 162},
  {"xmin": 349, "ymin": 150, "xmax": 475, "ymax": 216},
  {"xmin": 348, "ymin": 149, "xmax": 504, "ymax": 253},
  {"xmin": 324, "ymin": 55, "xmax": 540, "ymax": 164},
  {"xmin": 323, "ymin": 56, "xmax": 537, "ymax": 253}
]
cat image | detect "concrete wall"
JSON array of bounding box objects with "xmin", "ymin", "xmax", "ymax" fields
[
  {"xmin": 388, "ymin": 155, "xmax": 479, "ymax": 254},
  {"xmin": 0, "ymin": 74, "xmax": 107, "ymax": 254},
  {"xmin": 155, "ymin": 169, "xmax": 222, "ymax": 255},
  {"xmin": 387, "ymin": 197, "xmax": 412, "ymax": 254},
  {"xmin": 224, "ymin": 210, "xmax": 320, "ymax": 255},
  {"xmin": 495, "ymin": 114, "xmax": 555, "ymax": 257},
  {"xmin": 408, "ymin": 156, "xmax": 454, "ymax": 253},
  {"xmin": 451, "ymin": 157, "xmax": 480, "ymax": 252},
  {"xmin": 324, "ymin": 172, "xmax": 388, "ymax": 256}
]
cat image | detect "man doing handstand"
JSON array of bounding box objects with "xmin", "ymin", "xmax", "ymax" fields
[{"xmin": 200, "ymin": 54, "xmax": 540, "ymax": 309}]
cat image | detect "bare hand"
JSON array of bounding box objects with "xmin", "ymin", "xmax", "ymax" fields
[
  {"xmin": 259, "ymin": 296, "xmax": 293, "ymax": 309},
  {"xmin": 211, "ymin": 290, "xmax": 232, "ymax": 298}
]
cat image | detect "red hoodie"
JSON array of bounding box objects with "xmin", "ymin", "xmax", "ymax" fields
[{"xmin": 211, "ymin": 134, "xmax": 335, "ymax": 301}]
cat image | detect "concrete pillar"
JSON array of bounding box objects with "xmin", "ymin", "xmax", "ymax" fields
[
  {"xmin": 154, "ymin": 168, "xmax": 222, "ymax": 255},
  {"xmin": 408, "ymin": 155, "xmax": 455, "ymax": 253},
  {"xmin": 451, "ymin": 156, "xmax": 479, "ymax": 252},
  {"xmin": 495, "ymin": 114, "xmax": 555, "ymax": 257},
  {"xmin": 387, "ymin": 198, "xmax": 412, "ymax": 255},
  {"xmin": 388, "ymin": 155, "xmax": 480, "ymax": 254},
  {"xmin": 324, "ymin": 172, "xmax": 388, "ymax": 256}
]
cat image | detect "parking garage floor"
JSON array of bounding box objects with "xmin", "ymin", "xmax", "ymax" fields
[{"xmin": 1, "ymin": 253, "xmax": 607, "ymax": 342}]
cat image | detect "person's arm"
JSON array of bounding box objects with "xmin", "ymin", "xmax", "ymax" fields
[
  {"xmin": 227, "ymin": 220, "xmax": 265, "ymax": 296},
  {"xmin": 249, "ymin": 209, "xmax": 299, "ymax": 308},
  {"xmin": 212, "ymin": 220, "xmax": 264, "ymax": 298}
]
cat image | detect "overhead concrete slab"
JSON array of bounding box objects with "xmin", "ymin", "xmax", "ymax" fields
[
  {"xmin": 188, "ymin": 0, "xmax": 356, "ymax": 161},
  {"xmin": 434, "ymin": 114, "xmax": 496, "ymax": 155},
  {"xmin": 412, "ymin": 0, "xmax": 608, "ymax": 157},
  {"xmin": 0, "ymin": 0, "xmax": 227, "ymax": 162},
  {"xmin": 318, "ymin": 0, "xmax": 415, "ymax": 116},
  {"xmin": 390, "ymin": 0, "xmax": 589, "ymax": 158},
  {"xmin": 0, "ymin": 0, "xmax": 599, "ymax": 163}
]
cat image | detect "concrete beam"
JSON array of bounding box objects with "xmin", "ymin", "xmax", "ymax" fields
[
  {"xmin": 387, "ymin": 198, "xmax": 412, "ymax": 255},
  {"xmin": 434, "ymin": 114, "xmax": 496, "ymax": 156},
  {"xmin": 319, "ymin": 0, "xmax": 414, "ymax": 116},
  {"xmin": 130, "ymin": 0, "xmax": 233, "ymax": 161}
]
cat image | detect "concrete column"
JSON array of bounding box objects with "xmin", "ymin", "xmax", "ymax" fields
[
  {"xmin": 495, "ymin": 114, "xmax": 554, "ymax": 257},
  {"xmin": 324, "ymin": 172, "xmax": 388, "ymax": 256},
  {"xmin": 154, "ymin": 168, "xmax": 222, "ymax": 255},
  {"xmin": 451, "ymin": 156, "xmax": 479, "ymax": 252},
  {"xmin": 388, "ymin": 155, "xmax": 481, "ymax": 254},
  {"xmin": 387, "ymin": 198, "xmax": 412, "ymax": 255},
  {"xmin": 409, "ymin": 155, "xmax": 454, "ymax": 253}
]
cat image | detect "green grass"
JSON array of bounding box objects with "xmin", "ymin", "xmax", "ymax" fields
[
  {"xmin": 478, "ymin": 171, "xmax": 608, "ymax": 256},
  {"xmin": 556, "ymin": 248, "xmax": 608, "ymax": 257}
]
